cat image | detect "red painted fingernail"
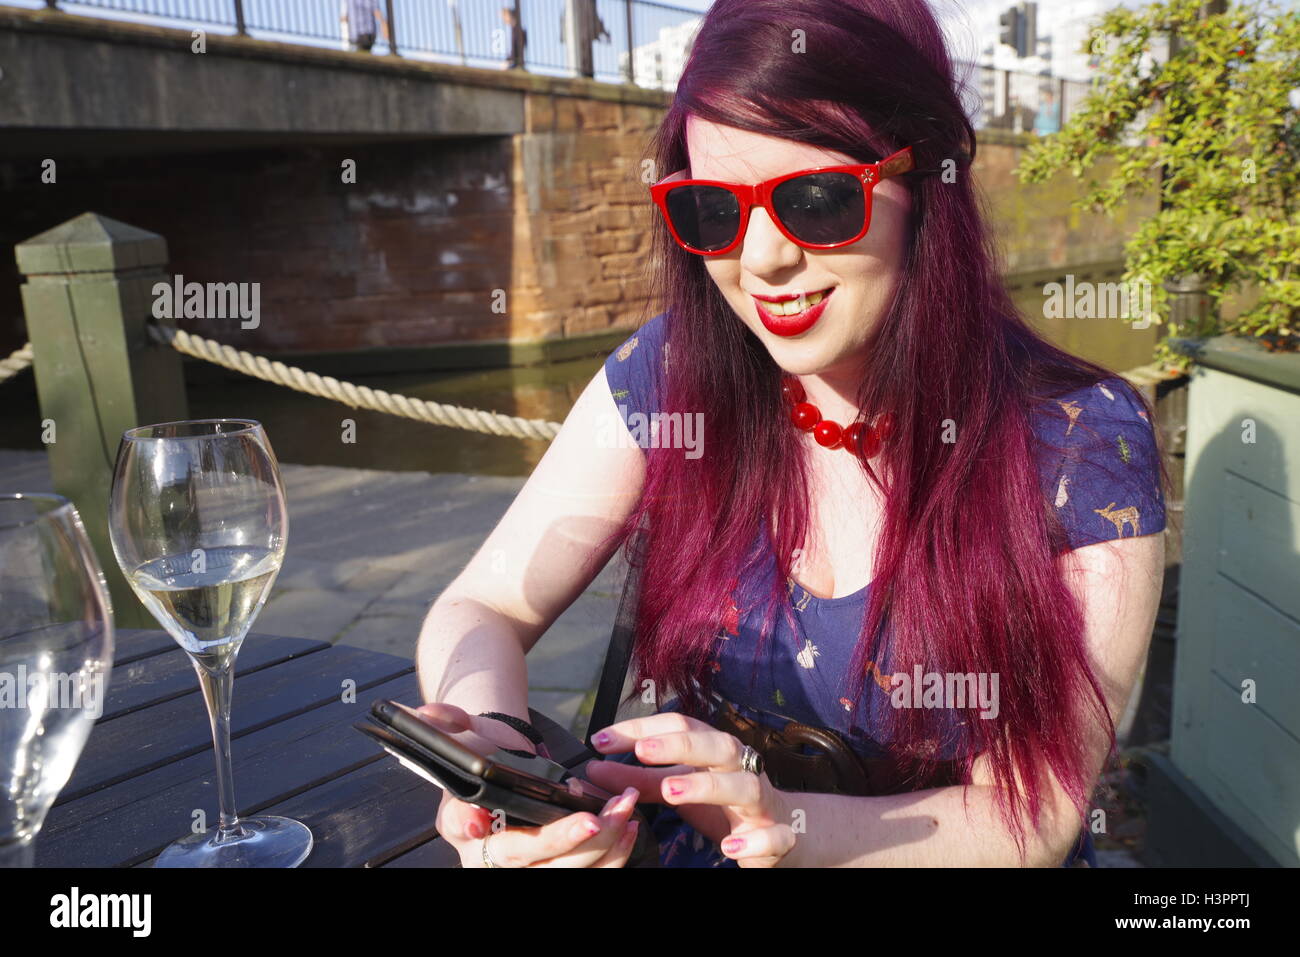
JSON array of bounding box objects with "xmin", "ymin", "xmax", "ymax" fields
[
  {"xmin": 593, "ymin": 731, "xmax": 611, "ymax": 747},
  {"xmin": 465, "ymin": 820, "xmax": 484, "ymax": 840},
  {"xmin": 722, "ymin": 837, "xmax": 745, "ymax": 854},
  {"xmin": 640, "ymin": 737, "xmax": 660, "ymax": 752},
  {"xmin": 666, "ymin": 778, "xmax": 686, "ymax": 797}
]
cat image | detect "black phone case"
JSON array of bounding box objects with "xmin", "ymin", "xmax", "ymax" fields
[
  {"xmin": 354, "ymin": 703, "xmax": 661, "ymax": 866},
  {"xmin": 354, "ymin": 718, "xmax": 600, "ymax": 826}
]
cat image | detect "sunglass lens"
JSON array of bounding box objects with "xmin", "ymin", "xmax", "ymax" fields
[
  {"xmin": 665, "ymin": 185, "xmax": 741, "ymax": 252},
  {"xmin": 772, "ymin": 172, "xmax": 865, "ymax": 245}
]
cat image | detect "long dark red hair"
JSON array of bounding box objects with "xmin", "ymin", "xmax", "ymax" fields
[{"xmin": 596, "ymin": 0, "xmax": 1125, "ymax": 857}]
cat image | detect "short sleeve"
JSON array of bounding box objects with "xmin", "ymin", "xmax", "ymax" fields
[
  {"xmin": 603, "ymin": 311, "xmax": 669, "ymax": 447},
  {"xmin": 1033, "ymin": 378, "xmax": 1166, "ymax": 552}
]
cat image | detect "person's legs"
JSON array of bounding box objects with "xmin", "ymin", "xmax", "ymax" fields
[{"xmin": 356, "ymin": 32, "xmax": 376, "ymax": 52}]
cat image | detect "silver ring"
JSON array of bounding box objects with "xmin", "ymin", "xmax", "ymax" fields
[
  {"xmin": 481, "ymin": 833, "xmax": 501, "ymax": 868},
  {"xmin": 739, "ymin": 744, "xmax": 764, "ymax": 776}
]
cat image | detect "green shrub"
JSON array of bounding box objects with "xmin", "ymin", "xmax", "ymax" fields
[{"xmin": 1017, "ymin": 0, "xmax": 1300, "ymax": 357}]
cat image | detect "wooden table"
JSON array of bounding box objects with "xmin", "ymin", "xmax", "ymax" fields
[{"xmin": 35, "ymin": 629, "xmax": 589, "ymax": 868}]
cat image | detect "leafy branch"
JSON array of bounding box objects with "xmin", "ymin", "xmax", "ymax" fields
[{"xmin": 1016, "ymin": 0, "xmax": 1300, "ymax": 356}]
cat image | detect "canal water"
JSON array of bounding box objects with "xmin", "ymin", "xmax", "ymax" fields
[{"xmin": 0, "ymin": 282, "xmax": 1157, "ymax": 478}]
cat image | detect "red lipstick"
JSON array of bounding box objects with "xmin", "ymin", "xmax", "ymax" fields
[{"xmin": 753, "ymin": 287, "xmax": 834, "ymax": 337}]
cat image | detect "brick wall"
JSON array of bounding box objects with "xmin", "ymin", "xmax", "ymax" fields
[
  {"xmin": 975, "ymin": 129, "xmax": 1158, "ymax": 274},
  {"xmin": 1, "ymin": 93, "xmax": 662, "ymax": 356},
  {"xmin": 510, "ymin": 93, "xmax": 661, "ymax": 343}
]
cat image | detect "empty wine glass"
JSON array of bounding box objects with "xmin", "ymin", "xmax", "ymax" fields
[
  {"xmin": 109, "ymin": 420, "xmax": 312, "ymax": 867},
  {"xmin": 0, "ymin": 493, "xmax": 114, "ymax": 868}
]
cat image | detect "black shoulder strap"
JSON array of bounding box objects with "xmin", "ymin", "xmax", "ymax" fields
[{"xmin": 584, "ymin": 524, "xmax": 647, "ymax": 747}]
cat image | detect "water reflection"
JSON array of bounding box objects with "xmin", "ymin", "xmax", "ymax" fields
[
  {"xmin": 1013, "ymin": 275, "xmax": 1160, "ymax": 373},
  {"xmin": 187, "ymin": 361, "xmax": 598, "ymax": 478}
]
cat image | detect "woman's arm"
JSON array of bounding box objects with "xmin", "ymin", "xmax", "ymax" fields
[
  {"xmin": 416, "ymin": 365, "xmax": 651, "ymax": 867},
  {"xmin": 776, "ymin": 531, "xmax": 1165, "ymax": 867},
  {"xmin": 415, "ymin": 362, "xmax": 645, "ymax": 744}
]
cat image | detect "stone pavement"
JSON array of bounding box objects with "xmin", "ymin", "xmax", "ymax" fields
[{"xmin": 0, "ymin": 449, "xmax": 624, "ymax": 737}]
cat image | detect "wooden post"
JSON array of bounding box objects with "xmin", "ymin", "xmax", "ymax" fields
[
  {"xmin": 1163, "ymin": 274, "xmax": 1216, "ymax": 339},
  {"xmin": 624, "ymin": 0, "xmax": 635, "ymax": 85},
  {"xmin": 385, "ymin": 0, "xmax": 398, "ymax": 55},
  {"xmin": 15, "ymin": 213, "xmax": 189, "ymax": 628},
  {"xmin": 999, "ymin": 68, "xmax": 1010, "ymax": 129},
  {"xmin": 233, "ymin": 0, "xmax": 247, "ymax": 37},
  {"xmin": 511, "ymin": 0, "xmax": 523, "ymax": 69}
]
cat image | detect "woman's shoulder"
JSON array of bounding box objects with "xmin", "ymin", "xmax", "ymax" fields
[
  {"xmin": 603, "ymin": 311, "xmax": 671, "ymax": 421},
  {"xmin": 1027, "ymin": 376, "xmax": 1166, "ymax": 552},
  {"xmin": 1031, "ymin": 376, "xmax": 1151, "ymax": 437}
]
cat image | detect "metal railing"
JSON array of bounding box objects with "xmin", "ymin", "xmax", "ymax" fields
[
  {"xmin": 22, "ymin": 0, "xmax": 706, "ymax": 88},
  {"xmin": 18, "ymin": 0, "xmax": 1098, "ymax": 115},
  {"xmin": 11, "ymin": 0, "xmax": 1108, "ymax": 127},
  {"xmin": 958, "ymin": 62, "xmax": 1095, "ymax": 136}
]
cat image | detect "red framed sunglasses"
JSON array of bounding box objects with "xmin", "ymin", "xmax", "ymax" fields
[{"xmin": 649, "ymin": 146, "xmax": 915, "ymax": 256}]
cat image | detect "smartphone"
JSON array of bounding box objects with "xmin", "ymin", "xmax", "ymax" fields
[
  {"xmin": 356, "ymin": 699, "xmax": 609, "ymax": 823},
  {"xmin": 356, "ymin": 698, "xmax": 665, "ymax": 865}
]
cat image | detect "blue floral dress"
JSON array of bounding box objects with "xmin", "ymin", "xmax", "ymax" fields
[{"xmin": 603, "ymin": 312, "xmax": 1165, "ymax": 867}]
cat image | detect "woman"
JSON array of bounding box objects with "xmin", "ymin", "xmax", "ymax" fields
[{"xmin": 415, "ymin": 0, "xmax": 1165, "ymax": 868}]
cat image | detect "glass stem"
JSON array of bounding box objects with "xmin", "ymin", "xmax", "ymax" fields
[
  {"xmin": 194, "ymin": 660, "xmax": 245, "ymax": 842},
  {"xmin": 0, "ymin": 835, "xmax": 36, "ymax": 868}
]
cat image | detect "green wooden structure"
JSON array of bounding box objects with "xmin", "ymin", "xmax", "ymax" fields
[
  {"xmin": 1145, "ymin": 336, "xmax": 1300, "ymax": 867},
  {"xmin": 15, "ymin": 212, "xmax": 189, "ymax": 627}
]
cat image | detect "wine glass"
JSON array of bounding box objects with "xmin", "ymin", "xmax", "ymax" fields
[
  {"xmin": 0, "ymin": 493, "xmax": 114, "ymax": 868},
  {"xmin": 108, "ymin": 419, "xmax": 312, "ymax": 868}
]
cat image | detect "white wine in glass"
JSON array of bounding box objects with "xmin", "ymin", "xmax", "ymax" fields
[{"xmin": 109, "ymin": 419, "xmax": 312, "ymax": 867}]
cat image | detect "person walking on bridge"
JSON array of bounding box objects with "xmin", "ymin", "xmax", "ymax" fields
[{"xmin": 340, "ymin": 0, "xmax": 389, "ymax": 54}]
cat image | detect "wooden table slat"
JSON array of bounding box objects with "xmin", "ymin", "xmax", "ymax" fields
[
  {"xmin": 38, "ymin": 670, "xmax": 421, "ymax": 867},
  {"xmin": 111, "ymin": 628, "xmax": 184, "ymax": 666},
  {"xmin": 58, "ymin": 641, "xmax": 412, "ymax": 805},
  {"xmin": 379, "ymin": 835, "xmax": 460, "ymax": 868},
  {"xmin": 102, "ymin": 635, "xmax": 329, "ymax": 721},
  {"xmin": 39, "ymin": 628, "xmax": 524, "ymax": 869},
  {"xmin": 245, "ymin": 758, "xmax": 441, "ymax": 868}
]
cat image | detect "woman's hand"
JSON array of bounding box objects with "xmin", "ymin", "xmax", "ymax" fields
[
  {"xmin": 416, "ymin": 703, "xmax": 641, "ymax": 868},
  {"xmin": 584, "ymin": 713, "xmax": 799, "ymax": 867}
]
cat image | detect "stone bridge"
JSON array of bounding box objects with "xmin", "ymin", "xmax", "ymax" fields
[{"xmin": 0, "ymin": 4, "xmax": 1150, "ymax": 366}]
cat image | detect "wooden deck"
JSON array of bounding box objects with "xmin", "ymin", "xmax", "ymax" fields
[{"xmin": 34, "ymin": 628, "xmax": 582, "ymax": 868}]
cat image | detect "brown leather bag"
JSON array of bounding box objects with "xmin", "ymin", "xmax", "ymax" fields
[{"xmin": 710, "ymin": 697, "xmax": 963, "ymax": 797}]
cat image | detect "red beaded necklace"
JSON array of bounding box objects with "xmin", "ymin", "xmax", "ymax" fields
[{"xmin": 781, "ymin": 373, "xmax": 894, "ymax": 460}]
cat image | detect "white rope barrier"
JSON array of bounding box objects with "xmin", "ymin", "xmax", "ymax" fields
[
  {"xmin": 145, "ymin": 325, "xmax": 563, "ymax": 441},
  {"xmin": 0, "ymin": 344, "xmax": 34, "ymax": 384}
]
